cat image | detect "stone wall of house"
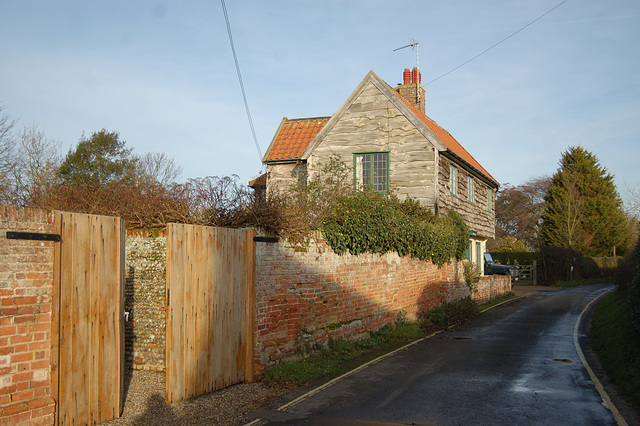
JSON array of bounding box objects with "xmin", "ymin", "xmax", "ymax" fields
[
  {"xmin": 438, "ymin": 157, "xmax": 496, "ymax": 239},
  {"xmin": 0, "ymin": 206, "xmax": 56, "ymax": 425},
  {"xmin": 253, "ymin": 233, "xmax": 511, "ymax": 375},
  {"xmin": 124, "ymin": 233, "xmax": 167, "ymax": 371}
]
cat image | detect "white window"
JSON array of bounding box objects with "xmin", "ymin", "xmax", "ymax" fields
[
  {"xmin": 354, "ymin": 152, "xmax": 389, "ymax": 192},
  {"xmin": 450, "ymin": 164, "xmax": 458, "ymax": 197}
]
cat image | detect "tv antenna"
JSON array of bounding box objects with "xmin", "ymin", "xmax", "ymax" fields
[{"xmin": 393, "ymin": 39, "xmax": 420, "ymax": 104}]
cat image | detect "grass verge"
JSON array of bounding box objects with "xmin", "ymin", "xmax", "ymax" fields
[
  {"xmin": 555, "ymin": 278, "xmax": 613, "ymax": 288},
  {"xmin": 590, "ymin": 289, "xmax": 640, "ymax": 408},
  {"xmin": 263, "ymin": 297, "xmax": 480, "ymax": 385},
  {"xmin": 478, "ymin": 291, "xmax": 516, "ymax": 311}
]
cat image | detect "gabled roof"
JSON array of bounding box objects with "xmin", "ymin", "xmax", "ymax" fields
[
  {"xmin": 395, "ymin": 93, "xmax": 498, "ymax": 186},
  {"xmin": 262, "ymin": 70, "xmax": 497, "ymax": 186},
  {"xmin": 263, "ymin": 117, "xmax": 330, "ymax": 163}
]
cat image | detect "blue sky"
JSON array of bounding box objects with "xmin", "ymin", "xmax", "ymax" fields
[{"xmin": 1, "ymin": 0, "xmax": 638, "ymax": 205}]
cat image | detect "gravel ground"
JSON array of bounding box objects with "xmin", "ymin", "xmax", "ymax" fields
[{"xmin": 103, "ymin": 370, "xmax": 295, "ymax": 426}]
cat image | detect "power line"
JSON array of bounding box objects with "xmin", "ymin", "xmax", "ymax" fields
[
  {"xmin": 221, "ymin": 0, "xmax": 263, "ymax": 162},
  {"xmin": 424, "ymin": 0, "xmax": 569, "ymax": 86}
]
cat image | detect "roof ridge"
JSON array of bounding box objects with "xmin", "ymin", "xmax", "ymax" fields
[
  {"xmin": 392, "ymin": 89, "xmax": 498, "ymax": 185},
  {"xmin": 285, "ymin": 116, "xmax": 331, "ymax": 122}
]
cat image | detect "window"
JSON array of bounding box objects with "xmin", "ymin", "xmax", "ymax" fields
[
  {"xmin": 468, "ymin": 175, "xmax": 474, "ymax": 204},
  {"xmin": 464, "ymin": 241, "xmax": 472, "ymax": 261},
  {"xmin": 487, "ymin": 188, "xmax": 492, "ymax": 211},
  {"xmin": 475, "ymin": 241, "xmax": 482, "ymax": 266},
  {"xmin": 450, "ymin": 164, "xmax": 458, "ymax": 196},
  {"xmin": 354, "ymin": 152, "xmax": 388, "ymax": 192}
]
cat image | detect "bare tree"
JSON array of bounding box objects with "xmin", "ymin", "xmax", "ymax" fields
[
  {"xmin": 182, "ymin": 175, "xmax": 250, "ymax": 226},
  {"xmin": 495, "ymin": 176, "xmax": 551, "ymax": 249},
  {"xmin": 135, "ymin": 152, "xmax": 183, "ymax": 187},
  {"xmin": 626, "ymin": 182, "xmax": 640, "ymax": 220},
  {"xmin": 13, "ymin": 124, "xmax": 61, "ymax": 205},
  {"xmin": 0, "ymin": 105, "xmax": 17, "ymax": 203}
]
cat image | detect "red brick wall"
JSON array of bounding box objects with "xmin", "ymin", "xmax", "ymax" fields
[
  {"xmin": 254, "ymin": 233, "xmax": 483, "ymax": 374},
  {"xmin": 0, "ymin": 206, "xmax": 56, "ymax": 425}
]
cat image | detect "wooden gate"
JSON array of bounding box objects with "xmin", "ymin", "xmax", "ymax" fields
[
  {"xmin": 166, "ymin": 224, "xmax": 255, "ymax": 403},
  {"xmin": 51, "ymin": 211, "xmax": 125, "ymax": 425}
]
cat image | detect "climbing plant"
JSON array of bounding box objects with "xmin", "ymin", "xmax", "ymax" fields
[{"xmin": 320, "ymin": 191, "xmax": 469, "ymax": 266}]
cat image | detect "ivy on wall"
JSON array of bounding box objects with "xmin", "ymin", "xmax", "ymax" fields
[{"xmin": 320, "ymin": 192, "xmax": 469, "ymax": 266}]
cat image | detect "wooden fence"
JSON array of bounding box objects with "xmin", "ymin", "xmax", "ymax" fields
[
  {"xmin": 165, "ymin": 224, "xmax": 255, "ymax": 404},
  {"xmin": 52, "ymin": 211, "xmax": 125, "ymax": 425},
  {"xmin": 514, "ymin": 261, "xmax": 537, "ymax": 285}
]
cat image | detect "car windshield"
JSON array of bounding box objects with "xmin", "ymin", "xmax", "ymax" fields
[{"xmin": 484, "ymin": 253, "xmax": 493, "ymax": 263}]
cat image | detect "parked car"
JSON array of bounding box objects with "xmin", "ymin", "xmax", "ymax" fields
[{"xmin": 484, "ymin": 253, "xmax": 518, "ymax": 280}]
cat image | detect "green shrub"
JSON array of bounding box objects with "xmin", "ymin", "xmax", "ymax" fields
[
  {"xmin": 490, "ymin": 251, "xmax": 540, "ymax": 265},
  {"xmin": 321, "ymin": 191, "xmax": 469, "ymax": 265},
  {"xmin": 419, "ymin": 297, "xmax": 479, "ymax": 333},
  {"xmin": 591, "ymin": 290, "xmax": 640, "ymax": 406}
]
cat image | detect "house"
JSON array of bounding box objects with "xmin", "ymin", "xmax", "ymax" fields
[{"xmin": 253, "ymin": 69, "xmax": 499, "ymax": 270}]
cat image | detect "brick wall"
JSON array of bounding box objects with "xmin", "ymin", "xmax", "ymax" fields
[
  {"xmin": 124, "ymin": 233, "xmax": 167, "ymax": 371},
  {"xmin": 473, "ymin": 275, "xmax": 512, "ymax": 304},
  {"xmin": 253, "ymin": 233, "xmax": 512, "ymax": 374},
  {"xmin": 0, "ymin": 206, "xmax": 56, "ymax": 425},
  {"xmin": 0, "ymin": 206, "xmax": 510, "ymax": 422}
]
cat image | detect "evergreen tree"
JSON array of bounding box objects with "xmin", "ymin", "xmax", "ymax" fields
[
  {"xmin": 58, "ymin": 129, "xmax": 136, "ymax": 186},
  {"xmin": 540, "ymin": 146, "xmax": 628, "ymax": 256}
]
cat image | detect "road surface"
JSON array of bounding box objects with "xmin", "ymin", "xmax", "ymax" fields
[{"xmin": 255, "ymin": 284, "xmax": 624, "ymax": 425}]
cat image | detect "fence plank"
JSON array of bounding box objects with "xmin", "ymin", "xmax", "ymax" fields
[
  {"xmin": 165, "ymin": 224, "xmax": 255, "ymax": 403},
  {"xmin": 166, "ymin": 223, "xmax": 185, "ymax": 403},
  {"xmin": 54, "ymin": 212, "xmax": 124, "ymax": 425}
]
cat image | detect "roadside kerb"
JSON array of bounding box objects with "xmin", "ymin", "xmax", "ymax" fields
[{"xmin": 246, "ymin": 285, "xmax": 626, "ymax": 426}]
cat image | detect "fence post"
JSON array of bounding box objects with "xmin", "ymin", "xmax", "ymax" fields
[{"xmin": 532, "ymin": 260, "xmax": 537, "ymax": 286}]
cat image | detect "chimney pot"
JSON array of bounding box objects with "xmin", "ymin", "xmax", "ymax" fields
[{"xmin": 403, "ymin": 69, "xmax": 411, "ymax": 85}]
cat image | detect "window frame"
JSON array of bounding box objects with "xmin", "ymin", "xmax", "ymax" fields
[
  {"xmin": 468, "ymin": 175, "xmax": 475, "ymax": 204},
  {"xmin": 450, "ymin": 164, "xmax": 458, "ymax": 197},
  {"xmin": 353, "ymin": 152, "xmax": 390, "ymax": 193}
]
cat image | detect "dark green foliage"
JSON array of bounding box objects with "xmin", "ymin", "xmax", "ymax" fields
[
  {"xmin": 540, "ymin": 146, "xmax": 628, "ymax": 256},
  {"xmin": 321, "ymin": 191, "xmax": 469, "ymax": 265},
  {"xmin": 58, "ymin": 129, "xmax": 136, "ymax": 186},
  {"xmin": 591, "ymin": 290, "xmax": 640, "ymax": 407},
  {"xmin": 492, "ymin": 250, "xmax": 618, "ymax": 285},
  {"xmin": 626, "ymin": 240, "xmax": 640, "ymax": 335},
  {"xmin": 419, "ymin": 297, "xmax": 479, "ymax": 333},
  {"xmin": 490, "ymin": 251, "xmax": 541, "ymax": 266}
]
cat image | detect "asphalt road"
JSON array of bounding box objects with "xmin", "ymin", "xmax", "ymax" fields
[{"xmin": 256, "ymin": 284, "xmax": 625, "ymax": 425}]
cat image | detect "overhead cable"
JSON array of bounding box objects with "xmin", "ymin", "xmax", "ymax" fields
[
  {"xmin": 425, "ymin": 0, "xmax": 569, "ymax": 86},
  {"xmin": 221, "ymin": 0, "xmax": 263, "ymax": 162}
]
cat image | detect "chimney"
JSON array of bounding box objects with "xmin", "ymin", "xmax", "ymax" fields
[{"xmin": 396, "ymin": 67, "xmax": 426, "ymax": 114}]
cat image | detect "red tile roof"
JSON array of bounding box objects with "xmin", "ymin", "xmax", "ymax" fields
[
  {"xmin": 249, "ymin": 173, "xmax": 266, "ymax": 187},
  {"xmin": 395, "ymin": 94, "xmax": 498, "ymax": 185},
  {"xmin": 264, "ymin": 117, "xmax": 329, "ymax": 162},
  {"xmin": 263, "ymin": 78, "xmax": 496, "ymax": 185}
]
